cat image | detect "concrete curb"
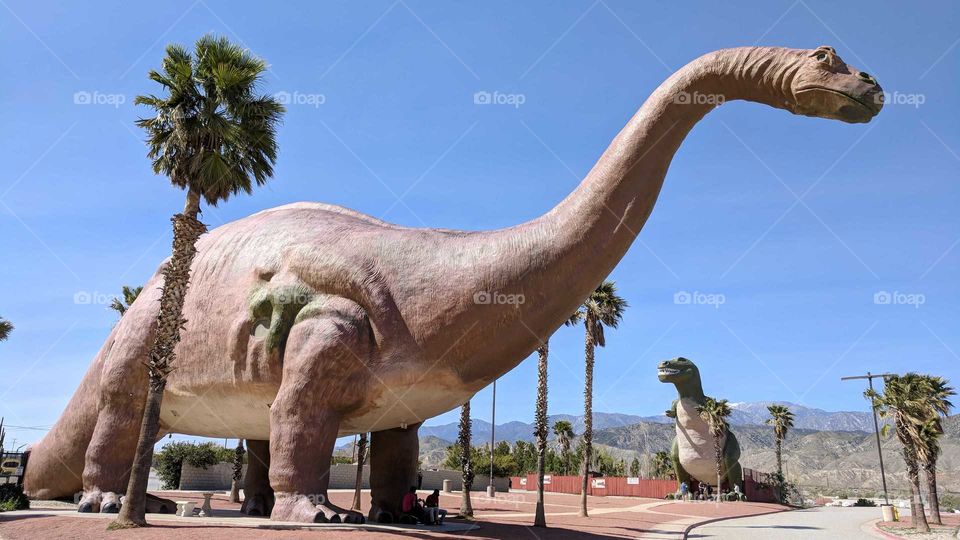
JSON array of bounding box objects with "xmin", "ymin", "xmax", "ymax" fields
[
  {"xmin": 682, "ymin": 505, "xmax": 797, "ymax": 539},
  {"xmin": 868, "ymin": 519, "xmax": 905, "ymax": 540}
]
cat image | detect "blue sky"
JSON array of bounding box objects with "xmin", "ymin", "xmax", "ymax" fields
[{"xmin": 0, "ymin": 1, "xmax": 957, "ymax": 448}]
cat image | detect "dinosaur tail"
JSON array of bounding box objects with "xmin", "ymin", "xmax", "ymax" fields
[{"xmin": 22, "ymin": 341, "xmax": 107, "ymax": 500}]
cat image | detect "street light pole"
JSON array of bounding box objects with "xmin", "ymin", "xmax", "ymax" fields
[
  {"xmin": 488, "ymin": 379, "xmax": 497, "ymax": 498},
  {"xmin": 841, "ymin": 372, "xmax": 895, "ymax": 505}
]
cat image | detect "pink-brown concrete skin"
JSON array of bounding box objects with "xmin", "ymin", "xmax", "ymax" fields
[{"xmin": 23, "ymin": 46, "xmax": 881, "ymax": 522}]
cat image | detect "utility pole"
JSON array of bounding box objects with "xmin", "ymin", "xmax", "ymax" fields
[
  {"xmin": 487, "ymin": 379, "xmax": 497, "ymax": 498},
  {"xmin": 841, "ymin": 372, "xmax": 895, "ymax": 505}
]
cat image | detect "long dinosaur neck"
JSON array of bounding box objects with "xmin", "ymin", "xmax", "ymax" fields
[
  {"xmin": 674, "ymin": 376, "xmax": 705, "ymax": 402},
  {"xmin": 455, "ymin": 47, "xmax": 803, "ymax": 383}
]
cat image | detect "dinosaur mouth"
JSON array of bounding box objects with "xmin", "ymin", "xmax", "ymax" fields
[
  {"xmin": 658, "ymin": 368, "xmax": 681, "ymax": 377},
  {"xmin": 796, "ymin": 86, "xmax": 881, "ymax": 116}
]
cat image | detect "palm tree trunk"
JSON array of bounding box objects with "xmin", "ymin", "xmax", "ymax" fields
[
  {"xmin": 459, "ymin": 401, "xmax": 474, "ymax": 517},
  {"xmin": 905, "ymin": 448, "xmax": 929, "ymax": 532},
  {"xmin": 352, "ymin": 433, "xmax": 367, "ymax": 512},
  {"xmin": 230, "ymin": 440, "xmax": 244, "ymax": 503},
  {"xmin": 580, "ymin": 318, "xmax": 595, "ymax": 518},
  {"xmin": 113, "ymin": 202, "xmax": 206, "ymax": 528},
  {"xmin": 533, "ymin": 342, "xmax": 548, "ymax": 528},
  {"xmin": 715, "ymin": 437, "xmax": 723, "ymax": 502},
  {"xmin": 775, "ymin": 437, "xmax": 783, "ymax": 477},
  {"xmin": 924, "ymin": 461, "xmax": 941, "ymax": 525}
]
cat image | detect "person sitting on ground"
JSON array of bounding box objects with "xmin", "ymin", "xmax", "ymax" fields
[
  {"xmin": 424, "ymin": 489, "xmax": 448, "ymax": 525},
  {"xmin": 401, "ymin": 486, "xmax": 425, "ymax": 523}
]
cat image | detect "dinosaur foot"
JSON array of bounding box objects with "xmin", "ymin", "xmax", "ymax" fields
[
  {"xmin": 77, "ymin": 490, "xmax": 123, "ymax": 513},
  {"xmin": 270, "ymin": 494, "xmax": 364, "ymax": 524},
  {"xmin": 145, "ymin": 493, "xmax": 176, "ymax": 514},
  {"xmin": 240, "ymin": 492, "xmax": 274, "ymax": 517}
]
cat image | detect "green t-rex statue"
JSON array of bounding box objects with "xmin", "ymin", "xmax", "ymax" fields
[{"xmin": 658, "ymin": 357, "xmax": 742, "ymax": 491}]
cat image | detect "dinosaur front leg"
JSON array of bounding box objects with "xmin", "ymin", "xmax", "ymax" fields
[
  {"xmin": 670, "ymin": 438, "xmax": 692, "ymax": 487},
  {"xmin": 369, "ymin": 423, "xmax": 421, "ymax": 523},
  {"xmin": 240, "ymin": 439, "xmax": 274, "ymax": 516},
  {"xmin": 79, "ymin": 336, "xmax": 152, "ymax": 513},
  {"xmin": 268, "ymin": 309, "xmax": 370, "ymax": 524}
]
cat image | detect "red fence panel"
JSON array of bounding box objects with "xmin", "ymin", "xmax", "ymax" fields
[{"xmin": 518, "ymin": 474, "xmax": 676, "ymax": 499}]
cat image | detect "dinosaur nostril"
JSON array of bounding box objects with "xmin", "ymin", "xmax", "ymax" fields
[{"xmin": 859, "ymin": 72, "xmax": 875, "ymax": 83}]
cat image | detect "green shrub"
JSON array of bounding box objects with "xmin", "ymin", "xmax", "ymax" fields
[
  {"xmin": 0, "ymin": 484, "xmax": 29, "ymax": 511},
  {"xmin": 664, "ymin": 493, "xmax": 675, "ymax": 500},
  {"xmin": 154, "ymin": 442, "xmax": 233, "ymax": 490},
  {"xmin": 853, "ymin": 498, "xmax": 877, "ymax": 507}
]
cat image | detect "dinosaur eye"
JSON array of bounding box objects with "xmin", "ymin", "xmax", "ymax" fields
[{"xmin": 816, "ymin": 52, "xmax": 829, "ymax": 63}]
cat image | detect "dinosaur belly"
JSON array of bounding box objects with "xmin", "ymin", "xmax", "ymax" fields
[{"xmin": 675, "ymin": 398, "xmax": 725, "ymax": 485}]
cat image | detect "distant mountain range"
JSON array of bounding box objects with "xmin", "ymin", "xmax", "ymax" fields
[
  {"xmin": 418, "ymin": 401, "xmax": 880, "ymax": 445},
  {"xmin": 408, "ymin": 402, "xmax": 958, "ymax": 494}
]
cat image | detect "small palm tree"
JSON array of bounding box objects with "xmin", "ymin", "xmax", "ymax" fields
[
  {"xmin": 458, "ymin": 401, "xmax": 474, "ymax": 518},
  {"xmin": 0, "ymin": 317, "xmax": 12, "ymax": 341},
  {"xmin": 110, "ymin": 285, "xmax": 143, "ymax": 318},
  {"xmin": 229, "ymin": 440, "xmax": 245, "ymax": 503},
  {"xmin": 552, "ymin": 420, "xmax": 575, "ymax": 475},
  {"xmin": 913, "ymin": 375, "xmax": 954, "ymax": 525},
  {"xmin": 697, "ymin": 397, "xmax": 731, "ymax": 500},
  {"xmin": 352, "ymin": 433, "xmax": 368, "ymax": 512},
  {"xmin": 765, "ymin": 405, "xmax": 794, "ymax": 478},
  {"xmin": 868, "ymin": 374, "xmax": 934, "ymax": 533},
  {"xmin": 114, "ymin": 35, "xmax": 284, "ymax": 529},
  {"xmin": 565, "ymin": 280, "xmax": 627, "ymax": 517},
  {"xmin": 533, "ymin": 341, "xmax": 549, "ymax": 528}
]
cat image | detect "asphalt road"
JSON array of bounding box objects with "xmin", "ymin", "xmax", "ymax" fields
[{"xmin": 688, "ymin": 506, "xmax": 889, "ymax": 539}]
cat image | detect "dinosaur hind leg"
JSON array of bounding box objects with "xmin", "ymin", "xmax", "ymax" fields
[
  {"xmin": 241, "ymin": 439, "xmax": 274, "ymax": 516},
  {"xmin": 268, "ymin": 300, "xmax": 371, "ymax": 524},
  {"xmin": 369, "ymin": 423, "xmax": 421, "ymax": 523}
]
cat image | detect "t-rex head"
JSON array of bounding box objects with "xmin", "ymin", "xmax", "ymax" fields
[
  {"xmin": 788, "ymin": 45, "xmax": 883, "ymax": 124},
  {"xmin": 657, "ymin": 357, "xmax": 699, "ymax": 386}
]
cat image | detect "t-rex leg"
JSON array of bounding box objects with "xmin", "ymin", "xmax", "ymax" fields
[
  {"xmin": 670, "ymin": 438, "xmax": 692, "ymax": 487},
  {"xmin": 722, "ymin": 431, "xmax": 743, "ymax": 493},
  {"xmin": 368, "ymin": 422, "xmax": 421, "ymax": 523},
  {"xmin": 241, "ymin": 439, "xmax": 274, "ymax": 516},
  {"xmin": 268, "ymin": 305, "xmax": 370, "ymax": 524}
]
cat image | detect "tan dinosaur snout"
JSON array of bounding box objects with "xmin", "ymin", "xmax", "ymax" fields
[{"xmin": 791, "ymin": 45, "xmax": 883, "ymax": 124}]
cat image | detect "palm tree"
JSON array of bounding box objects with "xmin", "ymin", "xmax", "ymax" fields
[
  {"xmin": 765, "ymin": 405, "xmax": 794, "ymax": 478},
  {"xmin": 652, "ymin": 451, "xmax": 672, "ymax": 480},
  {"xmin": 565, "ymin": 280, "xmax": 627, "ymax": 517},
  {"xmin": 533, "ymin": 341, "xmax": 549, "ymax": 527},
  {"xmin": 110, "ymin": 285, "xmax": 143, "ymax": 318},
  {"xmin": 458, "ymin": 401, "xmax": 474, "ymax": 518},
  {"xmin": 113, "ymin": 35, "xmax": 284, "ymax": 528},
  {"xmin": 696, "ymin": 397, "xmax": 731, "ymax": 501},
  {"xmin": 0, "ymin": 317, "xmax": 12, "ymax": 341},
  {"xmin": 868, "ymin": 374, "xmax": 933, "ymax": 532},
  {"xmin": 352, "ymin": 433, "xmax": 368, "ymax": 512},
  {"xmin": 229, "ymin": 440, "xmax": 244, "ymax": 503},
  {"xmin": 913, "ymin": 375, "xmax": 954, "ymax": 525},
  {"xmin": 552, "ymin": 420, "xmax": 574, "ymax": 475}
]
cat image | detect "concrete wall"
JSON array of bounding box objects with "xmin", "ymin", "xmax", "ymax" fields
[{"xmin": 178, "ymin": 462, "xmax": 508, "ymax": 492}]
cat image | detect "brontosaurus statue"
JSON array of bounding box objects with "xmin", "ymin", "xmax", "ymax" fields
[
  {"xmin": 24, "ymin": 46, "xmax": 881, "ymax": 523},
  {"xmin": 658, "ymin": 357, "xmax": 742, "ymax": 492}
]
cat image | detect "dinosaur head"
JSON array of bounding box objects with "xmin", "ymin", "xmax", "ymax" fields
[
  {"xmin": 657, "ymin": 357, "xmax": 699, "ymax": 386},
  {"xmin": 788, "ymin": 45, "xmax": 883, "ymax": 124}
]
